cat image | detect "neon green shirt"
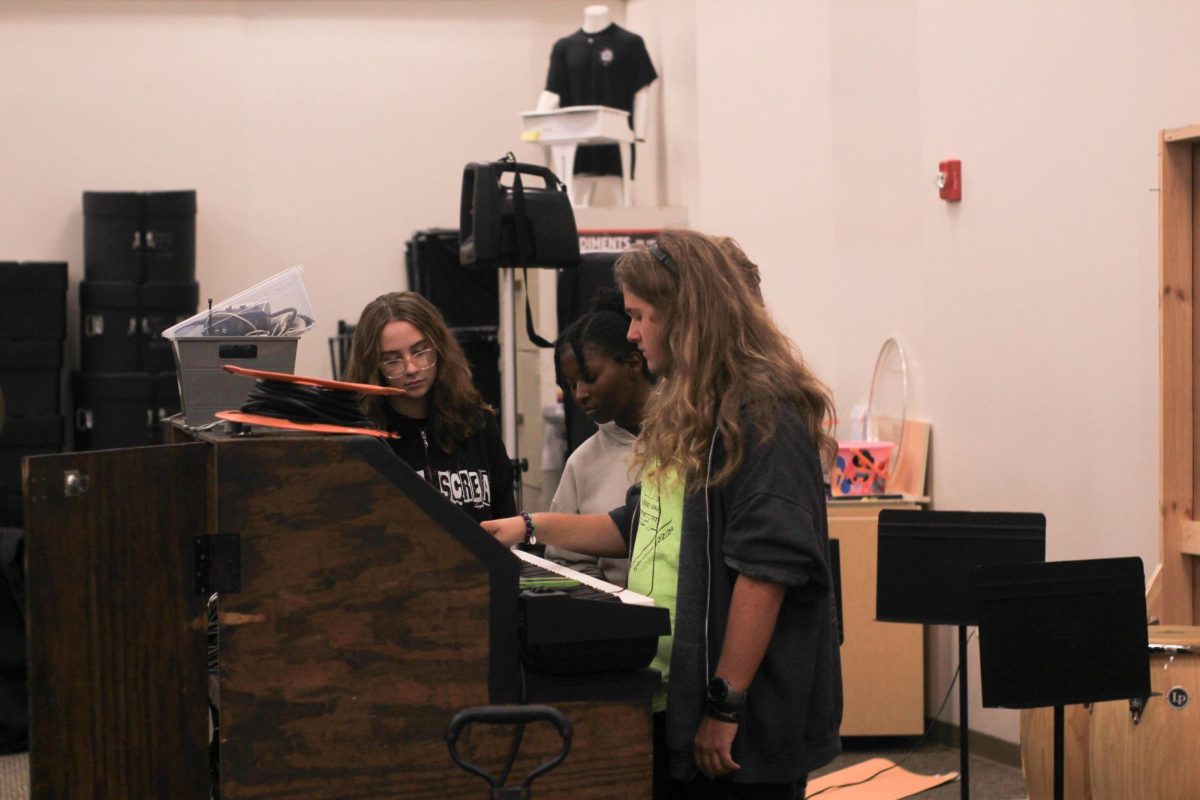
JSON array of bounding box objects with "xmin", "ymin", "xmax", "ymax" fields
[{"xmin": 626, "ymin": 467, "xmax": 685, "ymax": 712}]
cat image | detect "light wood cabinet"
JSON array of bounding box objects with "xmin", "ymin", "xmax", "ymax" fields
[
  {"xmin": 829, "ymin": 501, "xmax": 925, "ymax": 736},
  {"xmin": 1157, "ymin": 125, "xmax": 1200, "ymax": 624}
]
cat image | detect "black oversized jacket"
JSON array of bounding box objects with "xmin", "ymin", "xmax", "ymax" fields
[{"xmin": 609, "ymin": 409, "xmax": 842, "ymax": 783}]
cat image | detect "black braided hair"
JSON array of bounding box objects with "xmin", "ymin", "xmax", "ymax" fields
[{"xmin": 553, "ymin": 288, "xmax": 646, "ymax": 392}]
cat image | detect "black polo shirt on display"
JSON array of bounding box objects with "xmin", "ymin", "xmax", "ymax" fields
[{"xmin": 545, "ymin": 23, "xmax": 658, "ymax": 177}]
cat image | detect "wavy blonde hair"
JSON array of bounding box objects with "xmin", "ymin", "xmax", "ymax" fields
[
  {"xmin": 615, "ymin": 229, "xmax": 836, "ymax": 487},
  {"xmin": 345, "ymin": 291, "xmax": 490, "ymax": 453}
]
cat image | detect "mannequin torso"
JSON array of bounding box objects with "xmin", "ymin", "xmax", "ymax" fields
[
  {"xmin": 536, "ymin": 6, "xmax": 657, "ymax": 200},
  {"xmin": 537, "ymin": 4, "xmax": 651, "ymax": 138}
]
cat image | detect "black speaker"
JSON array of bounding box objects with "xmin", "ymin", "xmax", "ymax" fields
[
  {"xmin": 459, "ymin": 160, "xmax": 579, "ymax": 270},
  {"xmin": 405, "ymin": 229, "xmax": 498, "ymax": 328}
]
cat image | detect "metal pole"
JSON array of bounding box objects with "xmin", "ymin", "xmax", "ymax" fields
[
  {"xmin": 959, "ymin": 625, "xmax": 970, "ymax": 800},
  {"xmin": 499, "ymin": 267, "xmax": 517, "ymax": 454}
]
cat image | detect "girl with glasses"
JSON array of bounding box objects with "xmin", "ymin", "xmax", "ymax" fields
[
  {"xmin": 346, "ymin": 291, "xmax": 516, "ymax": 523},
  {"xmin": 484, "ymin": 230, "xmax": 842, "ymax": 800}
]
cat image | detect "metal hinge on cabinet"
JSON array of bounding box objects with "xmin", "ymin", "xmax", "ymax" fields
[{"xmin": 194, "ymin": 533, "xmax": 241, "ymax": 595}]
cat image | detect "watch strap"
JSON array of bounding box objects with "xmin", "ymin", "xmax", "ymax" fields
[{"xmin": 703, "ymin": 704, "xmax": 741, "ymax": 724}]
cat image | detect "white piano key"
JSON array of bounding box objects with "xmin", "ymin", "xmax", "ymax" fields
[{"xmin": 513, "ymin": 548, "xmax": 655, "ymax": 607}]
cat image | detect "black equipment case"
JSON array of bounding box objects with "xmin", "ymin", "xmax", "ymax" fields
[
  {"xmin": 80, "ymin": 280, "xmax": 199, "ymax": 373},
  {"xmin": 0, "ymin": 262, "xmax": 67, "ymax": 340},
  {"xmin": 0, "ymin": 261, "xmax": 67, "ymax": 526},
  {"xmin": 72, "ymin": 372, "xmax": 181, "ymax": 451},
  {"xmin": 83, "ymin": 191, "xmax": 197, "ymax": 283},
  {"xmin": 0, "ymin": 417, "xmax": 64, "ymax": 527}
]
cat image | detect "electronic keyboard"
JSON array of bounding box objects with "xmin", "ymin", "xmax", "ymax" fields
[
  {"xmin": 513, "ymin": 548, "xmax": 654, "ymax": 605},
  {"xmin": 512, "ymin": 548, "xmax": 670, "ymax": 675}
]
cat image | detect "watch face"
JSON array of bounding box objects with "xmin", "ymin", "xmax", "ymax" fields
[{"xmin": 708, "ymin": 678, "xmax": 728, "ymax": 703}]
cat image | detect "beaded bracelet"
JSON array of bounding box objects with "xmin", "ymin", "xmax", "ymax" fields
[{"xmin": 519, "ymin": 511, "xmax": 537, "ymax": 546}]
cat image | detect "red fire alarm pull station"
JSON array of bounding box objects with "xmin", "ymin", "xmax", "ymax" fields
[{"xmin": 938, "ymin": 160, "xmax": 962, "ymax": 201}]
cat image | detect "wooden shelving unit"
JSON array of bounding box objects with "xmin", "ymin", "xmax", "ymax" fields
[{"xmin": 1156, "ymin": 124, "xmax": 1200, "ymax": 624}]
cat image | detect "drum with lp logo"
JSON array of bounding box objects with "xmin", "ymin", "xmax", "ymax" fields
[{"xmin": 1089, "ymin": 626, "xmax": 1200, "ymax": 800}]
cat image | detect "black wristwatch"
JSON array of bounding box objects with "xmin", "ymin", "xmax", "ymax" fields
[{"xmin": 704, "ymin": 677, "xmax": 747, "ymax": 723}]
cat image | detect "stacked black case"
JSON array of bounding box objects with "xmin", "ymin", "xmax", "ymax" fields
[
  {"xmin": 74, "ymin": 191, "xmax": 198, "ymax": 450},
  {"xmin": 405, "ymin": 229, "xmax": 502, "ymax": 413},
  {"xmin": 0, "ymin": 262, "xmax": 68, "ymax": 525}
]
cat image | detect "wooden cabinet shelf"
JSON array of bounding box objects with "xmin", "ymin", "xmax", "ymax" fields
[{"xmin": 829, "ymin": 501, "xmax": 925, "ymax": 736}]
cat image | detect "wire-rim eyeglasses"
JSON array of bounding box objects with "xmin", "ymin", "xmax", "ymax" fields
[{"xmin": 380, "ymin": 348, "xmax": 437, "ymax": 375}]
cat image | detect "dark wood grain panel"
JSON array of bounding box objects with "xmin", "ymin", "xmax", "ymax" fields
[
  {"xmin": 24, "ymin": 444, "xmax": 210, "ymax": 799},
  {"xmin": 25, "ymin": 430, "xmax": 654, "ymax": 798},
  {"xmin": 213, "ymin": 435, "xmax": 498, "ymax": 799},
  {"xmin": 450, "ymin": 699, "xmax": 653, "ymax": 800}
]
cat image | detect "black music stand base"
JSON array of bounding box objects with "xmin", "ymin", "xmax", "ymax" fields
[
  {"xmin": 958, "ymin": 625, "xmax": 969, "ymax": 800},
  {"xmin": 1052, "ymin": 705, "xmax": 1065, "ymax": 800}
]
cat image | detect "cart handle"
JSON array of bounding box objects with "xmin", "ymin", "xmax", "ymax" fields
[{"xmin": 445, "ymin": 704, "xmax": 572, "ymax": 797}]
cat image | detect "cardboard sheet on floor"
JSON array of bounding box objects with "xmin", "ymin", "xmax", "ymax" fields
[{"xmin": 805, "ymin": 758, "xmax": 957, "ymax": 800}]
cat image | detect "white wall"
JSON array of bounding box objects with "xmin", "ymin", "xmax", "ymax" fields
[
  {"xmin": 6, "ymin": 0, "xmax": 1194, "ymax": 749},
  {"xmin": 662, "ymin": 0, "xmax": 1195, "ymax": 745},
  {"xmin": 0, "ymin": 0, "xmax": 586, "ymax": 380}
]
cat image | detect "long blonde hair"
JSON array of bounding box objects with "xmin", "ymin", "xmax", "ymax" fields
[
  {"xmin": 615, "ymin": 229, "xmax": 836, "ymax": 487},
  {"xmin": 345, "ymin": 291, "xmax": 490, "ymax": 452}
]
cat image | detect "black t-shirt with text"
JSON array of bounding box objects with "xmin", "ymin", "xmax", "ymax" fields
[{"xmin": 383, "ymin": 407, "xmax": 516, "ymax": 524}]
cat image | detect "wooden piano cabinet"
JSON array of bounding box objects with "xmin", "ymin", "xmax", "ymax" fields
[
  {"xmin": 24, "ymin": 431, "xmax": 652, "ymax": 799},
  {"xmin": 451, "ymin": 699, "xmax": 652, "ymax": 799},
  {"xmin": 828, "ymin": 501, "xmax": 925, "ymax": 736},
  {"xmin": 25, "ymin": 444, "xmax": 212, "ymax": 800}
]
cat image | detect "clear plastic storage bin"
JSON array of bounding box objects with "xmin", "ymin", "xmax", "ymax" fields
[{"xmin": 164, "ymin": 266, "xmax": 315, "ymax": 426}]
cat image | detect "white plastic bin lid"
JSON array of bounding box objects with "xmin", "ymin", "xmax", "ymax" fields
[{"xmin": 163, "ymin": 264, "xmax": 316, "ymax": 339}]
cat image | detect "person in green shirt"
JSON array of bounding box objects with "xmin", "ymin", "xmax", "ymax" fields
[{"xmin": 485, "ymin": 229, "xmax": 842, "ymax": 800}]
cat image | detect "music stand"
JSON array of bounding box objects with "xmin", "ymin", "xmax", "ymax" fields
[
  {"xmin": 875, "ymin": 510, "xmax": 1046, "ymax": 800},
  {"xmin": 975, "ymin": 557, "xmax": 1149, "ymax": 800}
]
